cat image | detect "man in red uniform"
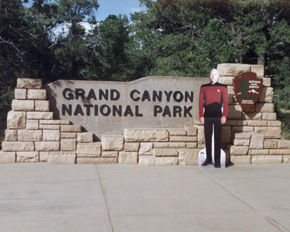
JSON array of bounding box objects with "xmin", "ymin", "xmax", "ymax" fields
[{"xmin": 199, "ymin": 69, "xmax": 228, "ymax": 168}]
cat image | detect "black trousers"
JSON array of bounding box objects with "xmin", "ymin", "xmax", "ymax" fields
[{"xmin": 204, "ymin": 117, "xmax": 221, "ymax": 163}]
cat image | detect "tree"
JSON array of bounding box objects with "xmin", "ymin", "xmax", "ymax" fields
[
  {"xmin": 51, "ymin": 0, "xmax": 99, "ymax": 79},
  {"xmin": 96, "ymin": 15, "xmax": 136, "ymax": 80}
]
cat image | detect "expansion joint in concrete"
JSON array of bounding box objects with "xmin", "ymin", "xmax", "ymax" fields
[{"xmin": 96, "ymin": 166, "xmax": 115, "ymax": 232}]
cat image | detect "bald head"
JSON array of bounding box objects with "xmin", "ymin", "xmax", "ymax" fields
[{"xmin": 210, "ymin": 69, "xmax": 219, "ymax": 84}]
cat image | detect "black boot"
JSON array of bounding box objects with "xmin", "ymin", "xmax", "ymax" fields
[{"xmin": 202, "ymin": 159, "xmax": 212, "ymax": 166}]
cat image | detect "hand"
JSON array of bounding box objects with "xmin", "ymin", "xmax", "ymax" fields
[
  {"xmin": 221, "ymin": 116, "xmax": 227, "ymax": 124},
  {"xmin": 200, "ymin": 117, "xmax": 204, "ymax": 124}
]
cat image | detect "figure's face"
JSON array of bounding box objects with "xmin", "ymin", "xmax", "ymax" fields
[{"xmin": 210, "ymin": 69, "xmax": 219, "ymax": 84}]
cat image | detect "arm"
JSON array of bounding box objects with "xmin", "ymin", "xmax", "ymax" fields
[
  {"xmin": 221, "ymin": 86, "xmax": 228, "ymax": 124},
  {"xmin": 199, "ymin": 86, "xmax": 205, "ymax": 124}
]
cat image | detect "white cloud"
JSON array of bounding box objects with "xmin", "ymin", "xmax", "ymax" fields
[{"xmin": 50, "ymin": 22, "xmax": 97, "ymax": 40}]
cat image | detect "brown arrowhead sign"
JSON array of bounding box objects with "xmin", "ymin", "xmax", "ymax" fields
[{"xmin": 233, "ymin": 72, "xmax": 263, "ymax": 112}]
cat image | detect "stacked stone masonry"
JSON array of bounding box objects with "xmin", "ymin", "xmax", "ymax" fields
[{"xmin": 1, "ymin": 64, "xmax": 290, "ymax": 165}]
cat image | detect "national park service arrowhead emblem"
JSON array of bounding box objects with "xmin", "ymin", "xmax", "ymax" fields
[{"xmin": 233, "ymin": 72, "xmax": 263, "ymax": 112}]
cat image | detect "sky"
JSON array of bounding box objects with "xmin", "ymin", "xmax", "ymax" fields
[{"xmin": 96, "ymin": 0, "xmax": 147, "ymax": 21}]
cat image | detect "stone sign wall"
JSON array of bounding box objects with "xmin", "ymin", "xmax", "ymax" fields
[
  {"xmin": 0, "ymin": 63, "xmax": 290, "ymax": 165},
  {"xmin": 46, "ymin": 76, "xmax": 208, "ymax": 138}
]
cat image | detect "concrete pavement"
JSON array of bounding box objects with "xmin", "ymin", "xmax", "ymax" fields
[{"xmin": 0, "ymin": 163, "xmax": 290, "ymax": 232}]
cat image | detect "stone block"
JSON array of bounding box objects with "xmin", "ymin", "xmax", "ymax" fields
[
  {"xmin": 269, "ymin": 149, "xmax": 290, "ymax": 155},
  {"xmin": 255, "ymin": 103, "xmax": 274, "ymax": 113},
  {"xmin": 39, "ymin": 152, "xmax": 49, "ymax": 162},
  {"xmin": 101, "ymin": 135, "xmax": 124, "ymax": 151},
  {"xmin": 247, "ymin": 121, "xmax": 268, "ymax": 126},
  {"xmin": 27, "ymin": 89, "xmax": 46, "ymax": 100},
  {"xmin": 225, "ymin": 120, "xmax": 237, "ymax": 126},
  {"xmin": 251, "ymin": 65, "xmax": 264, "ymax": 77},
  {"xmin": 178, "ymin": 149, "xmax": 199, "ymax": 165},
  {"xmin": 230, "ymin": 146, "xmax": 249, "ymax": 155},
  {"xmin": 228, "ymin": 105, "xmax": 242, "ymax": 119},
  {"xmin": 139, "ymin": 143, "xmax": 153, "ymax": 155},
  {"xmin": 61, "ymin": 140, "xmax": 76, "ymax": 151},
  {"xmin": 27, "ymin": 112, "xmax": 53, "ymax": 120},
  {"xmin": 35, "ymin": 100, "xmax": 49, "ymax": 111},
  {"xmin": 26, "ymin": 120, "xmax": 39, "ymax": 129},
  {"xmin": 184, "ymin": 126, "xmax": 197, "ymax": 136},
  {"xmin": 124, "ymin": 142, "xmax": 140, "ymax": 152},
  {"xmin": 48, "ymin": 152, "xmax": 76, "ymax": 164},
  {"xmin": 217, "ymin": 63, "xmax": 251, "ymax": 76},
  {"xmin": 39, "ymin": 124, "xmax": 60, "ymax": 130},
  {"xmin": 262, "ymin": 113, "xmax": 277, "ymax": 121},
  {"xmin": 278, "ymin": 140, "xmax": 290, "ymax": 149},
  {"xmin": 283, "ymin": 155, "xmax": 290, "ymax": 164},
  {"xmin": 77, "ymin": 132, "xmax": 93, "ymax": 143},
  {"xmin": 0, "ymin": 151, "xmax": 16, "ymax": 163},
  {"xmin": 35, "ymin": 142, "xmax": 59, "ymax": 151},
  {"xmin": 61, "ymin": 125, "xmax": 81, "ymax": 132},
  {"xmin": 153, "ymin": 148, "xmax": 178, "ymax": 157},
  {"xmin": 17, "ymin": 152, "xmax": 39, "ymax": 162},
  {"xmin": 228, "ymin": 86, "xmax": 234, "ymax": 95},
  {"xmin": 196, "ymin": 126, "xmax": 204, "ymax": 143},
  {"xmin": 252, "ymin": 155, "xmax": 282, "ymax": 164},
  {"xmin": 263, "ymin": 78, "xmax": 271, "ymax": 87},
  {"xmin": 40, "ymin": 120, "xmax": 70, "ymax": 125},
  {"xmin": 61, "ymin": 132, "xmax": 77, "ymax": 139},
  {"xmin": 102, "ymin": 151, "xmax": 118, "ymax": 158},
  {"xmin": 268, "ymin": 121, "xmax": 282, "ymax": 127},
  {"xmin": 234, "ymin": 139, "xmax": 250, "ymax": 146},
  {"xmin": 5, "ymin": 129, "xmax": 17, "ymax": 141},
  {"xmin": 18, "ymin": 130, "xmax": 42, "ymax": 142},
  {"xmin": 124, "ymin": 128, "xmax": 169, "ymax": 142},
  {"xmin": 250, "ymin": 133, "xmax": 264, "ymax": 149},
  {"xmin": 242, "ymin": 112, "xmax": 262, "ymax": 120},
  {"xmin": 168, "ymin": 128, "xmax": 187, "ymax": 136},
  {"xmin": 42, "ymin": 130, "xmax": 60, "ymax": 141},
  {"xmin": 236, "ymin": 121, "xmax": 248, "ymax": 126},
  {"xmin": 155, "ymin": 157, "xmax": 178, "ymax": 166},
  {"xmin": 255, "ymin": 127, "xmax": 281, "ymax": 138},
  {"xmin": 230, "ymin": 155, "xmax": 251, "ymax": 164},
  {"xmin": 77, "ymin": 157, "xmax": 117, "ymax": 164},
  {"xmin": 232, "ymin": 126, "xmax": 254, "ymax": 133},
  {"xmin": 248, "ymin": 149, "xmax": 269, "ymax": 155},
  {"xmin": 138, "ymin": 156, "xmax": 155, "ymax": 166},
  {"xmin": 170, "ymin": 136, "xmax": 197, "ymax": 142},
  {"xmin": 218, "ymin": 76, "xmax": 234, "ymax": 85},
  {"xmin": 2, "ymin": 142, "xmax": 34, "ymax": 152},
  {"xmin": 154, "ymin": 142, "xmax": 186, "ymax": 149},
  {"xmin": 77, "ymin": 143, "xmax": 101, "ymax": 157},
  {"xmin": 118, "ymin": 152, "xmax": 138, "ymax": 164},
  {"xmin": 221, "ymin": 126, "xmax": 231, "ymax": 144},
  {"xmin": 228, "ymin": 95, "xmax": 235, "ymax": 104},
  {"xmin": 259, "ymin": 87, "xmax": 273, "ymax": 103},
  {"xmin": 186, "ymin": 142, "xmax": 197, "ymax": 149},
  {"xmin": 17, "ymin": 78, "xmax": 42, "ymax": 89},
  {"xmin": 233, "ymin": 132, "xmax": 252, "ymax": 139},
  {"xmin": 15, "ymin": 89, "xmax": 27, "ymax": 99},
  {"xmin": 198, "ymin": 144, "xmax": 205, "ymax": 149},
  {"xmin": 264, "ymin": 140, "xmax": 278, "ymax": 149},
  {"xmin": 12, "ymin": 100, "xmax": 34, "ymax": 111}
]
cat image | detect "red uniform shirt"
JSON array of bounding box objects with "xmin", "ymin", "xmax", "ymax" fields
[{"xmin": 199, "ymin": 82, "xmax": 228, "ymax": 118}]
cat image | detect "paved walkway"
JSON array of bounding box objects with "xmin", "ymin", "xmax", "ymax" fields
[{"xmin": 0, "ymin": 163, "xmax": 290, "ymax": 232}]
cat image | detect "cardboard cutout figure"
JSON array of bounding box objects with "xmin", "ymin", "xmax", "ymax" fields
[{"xmin": 198, "ymin": 69, "xmax": 228, "ymax": 168}]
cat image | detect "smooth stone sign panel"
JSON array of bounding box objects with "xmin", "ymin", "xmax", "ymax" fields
[{"xmin": 47, "ymin": 76, "xmax": 208, "ymax": 138}]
